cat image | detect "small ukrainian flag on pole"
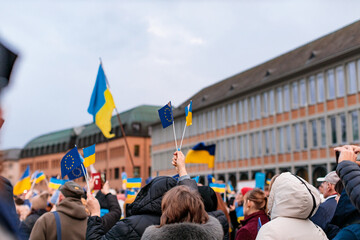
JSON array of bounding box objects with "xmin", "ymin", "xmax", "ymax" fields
[
  {"xmin": 83, "ymin": 144, "xmax": 96, "ymax": 168},
  {"xmin": 126, "ymin": 178, "xmax": 142, "ymax": 189}
]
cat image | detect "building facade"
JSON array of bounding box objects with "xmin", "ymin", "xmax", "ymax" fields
[
  {"xmin": 19, "ymin": 105, "xmax": 159, "ymax": 188},
  {"xmin": 0, "ymin": 148, "xmax": 21, "ymax": 185},
  {"xmin": 151, "ymin": 20, "xmax": 360, "ymax": 187}
]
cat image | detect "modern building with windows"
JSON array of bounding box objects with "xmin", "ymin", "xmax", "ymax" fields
[
  {"xmin": 18, "ymin": 105, "xmax": 159, "ymax": 188},
  {"xmin": 151, "ymin": 20, "xmax": 360, "ymax": 186}
]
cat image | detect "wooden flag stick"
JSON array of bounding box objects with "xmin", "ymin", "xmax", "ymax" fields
[
  {"xmin": 179, "ymin": 121, "xmax": 187, "ymax": 151},
  {"xmin": 81, "ymin": 164, "xmax": 90, "ymax": 192},
  {"xmin": 99, "ymin": 58, "xmax": 135, "ymax": 168}
]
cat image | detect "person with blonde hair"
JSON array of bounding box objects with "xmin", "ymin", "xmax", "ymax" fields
[
  {"xmin": 141, "ymin": 185, "xmax": 223, "ymax": 240},
  {"xmin": 235, "ymin": 188, "xmax": 269, "ymax": 240}
]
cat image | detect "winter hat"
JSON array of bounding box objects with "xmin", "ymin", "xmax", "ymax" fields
[
  {"xmin": 198, "ymin": 186, "xmax": 218, "ymax": 212},
  {"xmin": 31, "ymin": 192, "xmax": 49, "ymax": 210},
  {"xmin": 59, "ymin": 181, "xmax": 84, "ymax": 199},
  {"xmin": 241, "ymin": 187, "xmax": 253, "ymax": 196}
]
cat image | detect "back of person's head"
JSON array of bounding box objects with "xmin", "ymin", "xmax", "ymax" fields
[
  {"xmin": 267, "ymin": 172, "xmax": 320, "ymax": 220},
  {"xmin": 31, "ymin": 192, "xmax": 49, "ymax": 211},
  {"xmin": 198, "ymin": 186, "xmax": 217, "ymax": 212},
  {"xmin": 244, "ymin": 188, "xmax": 267, "ymax": 215},
  {"xmin": 160, "ymin": 185, "xmax": 209, "ymax": 227}
]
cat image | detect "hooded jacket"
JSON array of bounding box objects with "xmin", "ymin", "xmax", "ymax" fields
[
  {"xmin": 141, "ymin": 215, "xmax": 223, "ymax": 240},
  {"xmin": 86, "ymin": 176, "xmax": 178, "ymax": 240},
  {"xmin": 29, "ymin": 197, "xmax": 88, "ymax": 240},
  {"xmin": 256, "ymin": 172, "xmax": 328, "ymax": 240}
]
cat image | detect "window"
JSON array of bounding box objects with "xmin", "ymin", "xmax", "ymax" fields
[
  {"xmin": 278, "ymin": 127, "xmax": 284, "ymax": 153},
  {"xmin": 309, "ymin": 76, "xmax": 316, "ymax": 104},
  {"xmin": 320, "ymin": 118, "xmax": 326, "ymax": 147},
  {"xmin": 300, "ymin": 79, "xmax": 307, "ymax": 107},
  {"xmin": 311, "ymin": 120, "xmax": 318, "ymax": 147},
  {"xmin": 317, "ymin": 73, "xmax": 325, "ymax": 102},
  {"xmin": 340, "ymin": 113, "xmax": 347, "ymax": 143},
  {"xmin": 239, "ymin": 136, "xmax": 244, "ymax": 159},
  {"xmin": 257, "ymin": 132, "xmax": 262, "ymax": 156},
  {"xmin": 284, "ymin": 85, "xmax": 290, "ymax": 111},
  {"xmin": 133, "ymin": 166, "xmax": 140, "ymax": 178},
  {"xmin": 245, "ymin": 135, "xmax": 249, "ymax": 158},
  {"xmin": 263, "ymin": 92, "xmax": 268, "ymax": 117},
  {"xmin": 232, "ymin": 102, "xmax": 237, "ymax": 125},
  {"xmin": 327, "ymin": 69, "xmax": 335, "ymax": 100},
  {"xmin": 244, "ymin": 99, "xmax": 248, "ymax": 122},
  {"xmin": 347, "ymin": 61, "xmax": 357, "ymax": 94},
  {"xmin": 330, "ymin": 116, "xmax": 337, "ymax": 144},
  {"xmin": 251, "ymin": 133, "xmax": 256, "ymax": 157},
  {"xmin": 264, "ymin": 130, "xmax": 270, "ymax": 155},
  {"xmin": 271, "ymin": 129, "xmax": 276, "ymax": 154},
  {"xmin": 277, "ymin": 87, "xmax": 283, "ymax": 113},
  {"xmin": 336, "ymin": 66, "xmax": 345, "ymax": 97},
  {"xmin": 294, "ymin": 123, "xmax": 300, "ymax": 150},
  {"xmin": 269, "ymin": 90, "xmax": 275, "ymax": 115},
  {"xmin": 134, "ymin": 145, "xmax": 140, "ymax": 157},
  {"xmin": 216, "ymin": 108, "xmax": 222, "ymax": 129},
  {"xmin": 238, "ymin": 101, "xmax": 243, "ymax": 124},
  {"xmin": 221, "ymin": 107, "xmax": 226, "ymax": 128},
  {"xmin": 256, "ymin": 95, "xmax": 261, "ymax": 119},
  {"xmin": 250, "ymin": 96, "xmax": 255, "ymax": 121},
  {"xmin": 292, "ymin": 82, "xmax": 299, "ymax": 109},
  {"xmin": 286, "ymin": 125, "xmax": 291, "ymax": 152},
  {"xmin": 113, "ymin": 167, "xmax": 119, "ymax": 179},
  {"xmin": 227, "ymin": 104, "xmax": 232, "ymax": 127},
  {"xmin": 351, "ymin": 111, "xmax": 359, "ymax": 142},
  {"xmin": 302, "ymin": 122, "xmax": 307, "ymax": 149}
]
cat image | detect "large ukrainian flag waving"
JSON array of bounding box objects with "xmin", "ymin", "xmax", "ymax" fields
[{"xmin": 88, "ymin": 64, "xmax": 116, "ymax": 138}]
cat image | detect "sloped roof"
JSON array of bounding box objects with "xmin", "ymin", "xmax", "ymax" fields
[
  {"xmin": 23, "ymin": 128, "xmax": 75, "ymax": 150},
  {"xmin": 172, "ymin": 20, "xmax": 360, "ymax": 117}
]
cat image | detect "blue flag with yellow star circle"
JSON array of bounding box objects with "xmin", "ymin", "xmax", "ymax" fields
[
  {"xmin": 61, "ymin": 147, "xmax": 85, "ymax": 180},
  {"xmin": 158, "ymin": 101, "xmax": 174, "ymax": 128}
]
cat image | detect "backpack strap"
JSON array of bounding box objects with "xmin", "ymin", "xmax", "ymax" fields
[{"xmin": 52, "ymin": 211, "xmax": 62, "ymax": 240}]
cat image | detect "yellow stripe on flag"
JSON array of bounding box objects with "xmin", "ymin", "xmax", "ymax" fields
[
  {"xmin": 185, "ymin": 149, "xmax": 215, "ymax": 168},
  {"xmin": 95, "ymin": 89, "xmax": 115, "ymax": 138}
]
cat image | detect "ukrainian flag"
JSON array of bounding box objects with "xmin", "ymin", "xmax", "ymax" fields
[
  {"xmin": 126, "ymin": 178, "xmax": 142, "ymax": 189},
  {"xmin": 31, "ymin": 171, "xmax": 46, "ymax": 184},
  {"xmin": 207, "ymin": 174, "xmax": 215, "ymax": 184},
  {"xmin": 126, "ymin": 189, "xmax": 137, "ymax": 199},
  {"xmin": 88, "ymin": 64, "xmax": 116, "ymax": 138},
  {"xmin": 210, "ymin": 183, "xmax": 226, "ymax": 193},
  {"xmin": 227, "ymin": 181, "xmax": 234, "ymax": 194},
  {"xmin": 13, "ymin": 166, "xmax": 31, "ymax": 195},
  {"xmin": 185, "ymin": 142, "xmax": 216, "ymax": 168},
  {"xmin": 49, "ymin": 178, "xmax": 68, "ymax": 190},
  {"xmin": 83, "ymin": 144, "xmax": 96, "ymax": 167},
  {"xmin": 185, "ymin": 100, "xmax": 192, "ymax": 126}
]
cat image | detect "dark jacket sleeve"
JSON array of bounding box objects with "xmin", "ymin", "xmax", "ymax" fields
[
  {"xmin": 177, "ymin": 178, "xmax": 198, "ymax": 190},
  {"xmin": 336, "ymin": 160, "xmax": 360, "ymax": 211},
  {"xmin": 96, "ymin": 192, "xmax": 122, "ymax": 233}
]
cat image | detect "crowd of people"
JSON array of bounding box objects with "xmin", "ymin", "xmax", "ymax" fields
[{"xmin": 0, "ymin": 146, "xmax": 358, "ymax": 239}]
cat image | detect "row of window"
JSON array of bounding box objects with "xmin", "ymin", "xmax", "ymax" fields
[
  {"xmin": 152, "ymin": 110, "xmax": 360, "ymax": 170},
  {"xmin": 153, "ymin": 59, "xmax": 360, "ymax": 145}
]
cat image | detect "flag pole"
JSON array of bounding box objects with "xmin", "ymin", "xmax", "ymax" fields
[
  {"xmin": 179, "ymin": 121, "xmax": 187, "ymax": 151},
  {"xmin": 81, "ymin": 164, "xmax": 90, "ymax": 192},
  {"xmin": 172, "ymin": 120, "xmax": 179, "ymax": 151},
  {"xmin": 99, "ymin": 58, "xmax": 135, "ymax": 168}
]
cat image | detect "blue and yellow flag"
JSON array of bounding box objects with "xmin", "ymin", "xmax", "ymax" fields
[
  {"xmin": 13, "ymin": 166, "xmax": 31, "ymax": 195},
  {"xmin": 185, "ymin": 100, "xmax": 192, "ymax": 126},
  {"xmin": 126, "ymin": 178, "xmax": 142, "ymax": 189},
  {"xmin": 185, "ymin": 142, "xmax": 216, "ymax": 168},
  {"xmin": 192, "ymin": 176, "xmax": 199, "ymax": 183},
  {"xmin": 227, "ymin": 180, "xmax": 234, "ymax": 194},
  {"xmin": 126, "ymin": 189, "xmax": 137, "ymax": 199},
  {"xmin": 61, "ymin": 147, "xmax": 85, "ymax": 180},
  {"xmin": 31, "ymin": 171, "xmax": 46, "ymax": 184},
  {"xmin": 158, "ymin": 102, "xmax": 173, "ymax": 128},
  {"xmin": 83, "ymin": 144, "xmax": 96, "ymax": 167},
  {"xmin": 207, "ymin": 174, "xmax": 215, "ymax": 184},
  {"xmin": 49, "ymin": 178, "xmax": 68, "ymax": 190},
  {"xmin": 209, "ymin": 183, "xmax": 226, "ymax": 193},
  {"xmin": 88, "ymin": 64, "xmax": 116, "ymax": 138}
]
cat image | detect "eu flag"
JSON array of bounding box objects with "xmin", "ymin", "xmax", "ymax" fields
[
  {"xmin": 158, "ymin": 101, "xmax": 173, "ymax": 128},
  {"xmin": 61, "ymin": 147, "xmax": 85, "ymax": 180}
]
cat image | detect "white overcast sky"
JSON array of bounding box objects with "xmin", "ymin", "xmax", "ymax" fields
[{"xmin": 1, "ymin": 0, "xmax": 360, "ymax": 150}]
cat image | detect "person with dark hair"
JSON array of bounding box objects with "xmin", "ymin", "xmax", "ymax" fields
[
  {"xmin": 141, "ymin": 185, "xmax": 223, "ymax": 240},
  {"xmin": 235, "ymin": 188, "xmax": 269, "ymax": 240},
  {"xmin": 256, "ymin": 172, "xmax": 327, "ymax": 239}
]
